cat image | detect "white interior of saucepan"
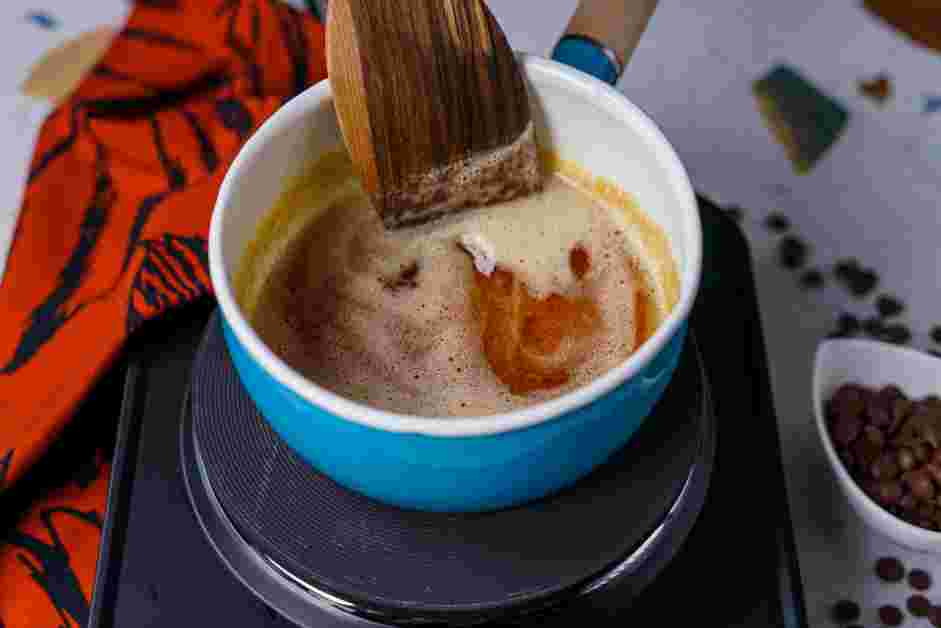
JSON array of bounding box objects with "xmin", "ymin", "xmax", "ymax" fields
[{"xmin": 209, "ymin": 54, "xmax": 702, "ymax": 436}]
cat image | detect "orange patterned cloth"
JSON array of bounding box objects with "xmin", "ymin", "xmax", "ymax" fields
[{"xmin": 0, "ymin": 1, "xmax": 326, "ymax": 625}]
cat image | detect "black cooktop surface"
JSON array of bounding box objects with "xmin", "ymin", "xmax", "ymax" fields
[{"xmin": 88, "ymin": 198, "xmax": 808, "ymax": 627}]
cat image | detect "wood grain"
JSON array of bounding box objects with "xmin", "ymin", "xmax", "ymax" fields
[
  {"xmin": 327, "ymin": 0, "xmax": 540, "ymax": 229},
  {"xmin": 565, "ymin": 0, "xmax": 659, "ymax": 68}
]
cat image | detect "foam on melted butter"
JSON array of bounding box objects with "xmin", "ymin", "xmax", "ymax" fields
[
  {"xmin": 398, "ymin": 175, "xmax": 599, "ymax": 297},
  {"xmin": 236, "ymin": 150, "xmax": 679, "ymax": 417}
]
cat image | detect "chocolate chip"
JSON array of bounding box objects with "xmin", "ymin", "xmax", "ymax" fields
[
  {"xmin": 853, "ymin": 426, "xmax": 885, "ymax": 468},
  {"xmin": 909, "ymin": 569, "xmax": 932, "ymax": 591},
  {"xmin": 863, "ymin": 317, "xmax": 886, "ymax": 339},
  {"xmin": 874, "ymin": 480, "xmax": 904, "ymax": 505},
  {"xmin": 778, "ymin": 236, "xmax": 808, "ymax": 270},
  {"xmin": 838, "ymin": 313, "xmax": 862, "ymax": 335},
  {"xmin": 925, "ymin": 464, "xmax": 941, "ymax": 486},
  {"xmin": 909, "ymin": 594, "xmax": 932, "ymax": 617},
  {"xmin": 898, "ymin": 448, "xmax": 917, "ymax": 472},
  {"xmin": 834, "ymin": 258, "xmax": 859, "ymax": 279},
  {"xmin": 878, "ymin": 604, "xmax": 904, "ymax": 626},
  {"xmin": 932, "ymin": 326, "xmax": 941, "ymax": 345},
  {"xmin": 883, "ymin": 324, "xmax": 912, "ymax": 345},
  {"xmin": 905, "ymin": 470, "xmax": 936, "ymax": 501},
  {"xmin": 764, "ymin": 212, "xmax": 791, "ymax": 232},
  {"xmin": 851, "ymin": 270, "xmax": 879, "ymax": 297},
  {"xmin": 869, "ymin": 402, "xmax": 893, "ymax": 428},
  {"xmin": 914, "ymin": 443, "xmax": 933, "ymax": 464},
  {"xmin": 832, "ymin": 599, "xmax": 862, "ymax": 623},
  {"xmin": 877, "ymin": 295, "xmax": 906, "ymax": 318},
  {"xmin": 800, "ymin": 268, "xmax": 825, "ymax": 289},
  {"xmin": 832, "ymin": 414, "xmax": 864, "ymax": 447},
  {"xmin": 876, "ymin": 557, "xmax": 906, "ymax": 582},
  {"xmin": 870, "ymin": 453, "xmax": 901, "ymax": 481},
  {"xmin": 834, "ymin": 259, "xmax": 880, "ymax": 297},
  {"xmin": 892, "ymin": 399, "xmax": 914, "ymax": 432}
]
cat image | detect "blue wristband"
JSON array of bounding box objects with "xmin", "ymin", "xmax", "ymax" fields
[{"xmin": 551, "ymin": 35, "xmax": 621, "ymax": 85}]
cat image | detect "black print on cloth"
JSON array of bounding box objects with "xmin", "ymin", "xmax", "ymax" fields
[
  {"xmin": 127, "ymin": 235, "xmax": 210, "ymax": 333},
  {"xmin": 1, "ymin": 147, "xmax": 114, "ymax": 375},
  {"xmin": 6, "ymin": 508, "xmax": 103, "ymax": 628},
  {"xmin": 0, "ymin": 450, "xmax": 12, "ymax": 489}
]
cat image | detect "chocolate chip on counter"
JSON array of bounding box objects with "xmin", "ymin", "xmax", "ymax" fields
[
  {"xmin": 834, "ymin": 258, "xmax": 860, "ymax": 279},
  {"xmin": 863, "ymin": 317, "xmax": 886, "ymax": 339},
  {"xmin": 909, "ymin": 594, "xmax": 932, "ymax": 617},
  {"xmin": 876, "ymin": 557, "xmax": 906, "ymax": 582},
  {"xmin": 883, "ymin": 324, "xmax": 913, "ymax": 345},
  {"xmin": 832, "ymin": 599, "xmax": 862, "ymax": 623},
  {"xmin": 778, "ymin": 236, "xmax": 808, "ymax": 269},
  {"xmin": 800, "ymin": 268, "xmax": 825, "ymax": 290},
  {"xmin": 851, "ymin": 271, "xmax": 879, "ymax": 297},
  {"xmin": 838, "ymin": 313, "xmax": 862, "ymax": 335},
  {"xmin": 909, "ymin": 569, "xmax": 932, "ymax": 591},
  {"xmin": 930, "ymin": 350, "xmax": 941, "ymax": 359},
  {"xmin": 833, "ymin": 259, "xmax": 880, "ymax": 297},
  {"xmin": 932, "ymin": 326, "xmax": 941, "ymax": 345},
  {"xmin": 877, "ymin": 295, "xmax": 906, "ymax": 318},
  {"xmin": 878, "ymin": 604, "xmax": 904, "ymax": 626},
  {"xmin": 765, "ymin": 212, "xmax": 791, "ymax": 232}
]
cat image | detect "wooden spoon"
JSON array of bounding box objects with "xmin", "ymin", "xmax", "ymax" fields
[{"xmin": 326, "ymin": 0, "xmax": 541, "ymax": 229}]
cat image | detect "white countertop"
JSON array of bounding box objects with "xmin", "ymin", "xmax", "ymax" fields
[{"xmin": 4, "ymin": 1, "xmax": 941, "ymax": 625}]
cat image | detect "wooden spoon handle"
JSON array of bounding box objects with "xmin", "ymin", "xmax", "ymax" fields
[{"xmin": 552, "ymin": 0, "xmax": 659, "ymax": 84}]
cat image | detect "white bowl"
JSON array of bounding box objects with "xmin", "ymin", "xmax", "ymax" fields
[{"xmin": 813, "ymin": 338, "xmax": 941, "ymax": 552}]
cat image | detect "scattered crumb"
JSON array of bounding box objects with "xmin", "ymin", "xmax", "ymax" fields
[
  {"xmin": 858, "ymin": 73, "xmax": 893, "ymax": 106},
  {"xmin": 764, "ymin": 212, "xmax": 791, "ymax": 233}
]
